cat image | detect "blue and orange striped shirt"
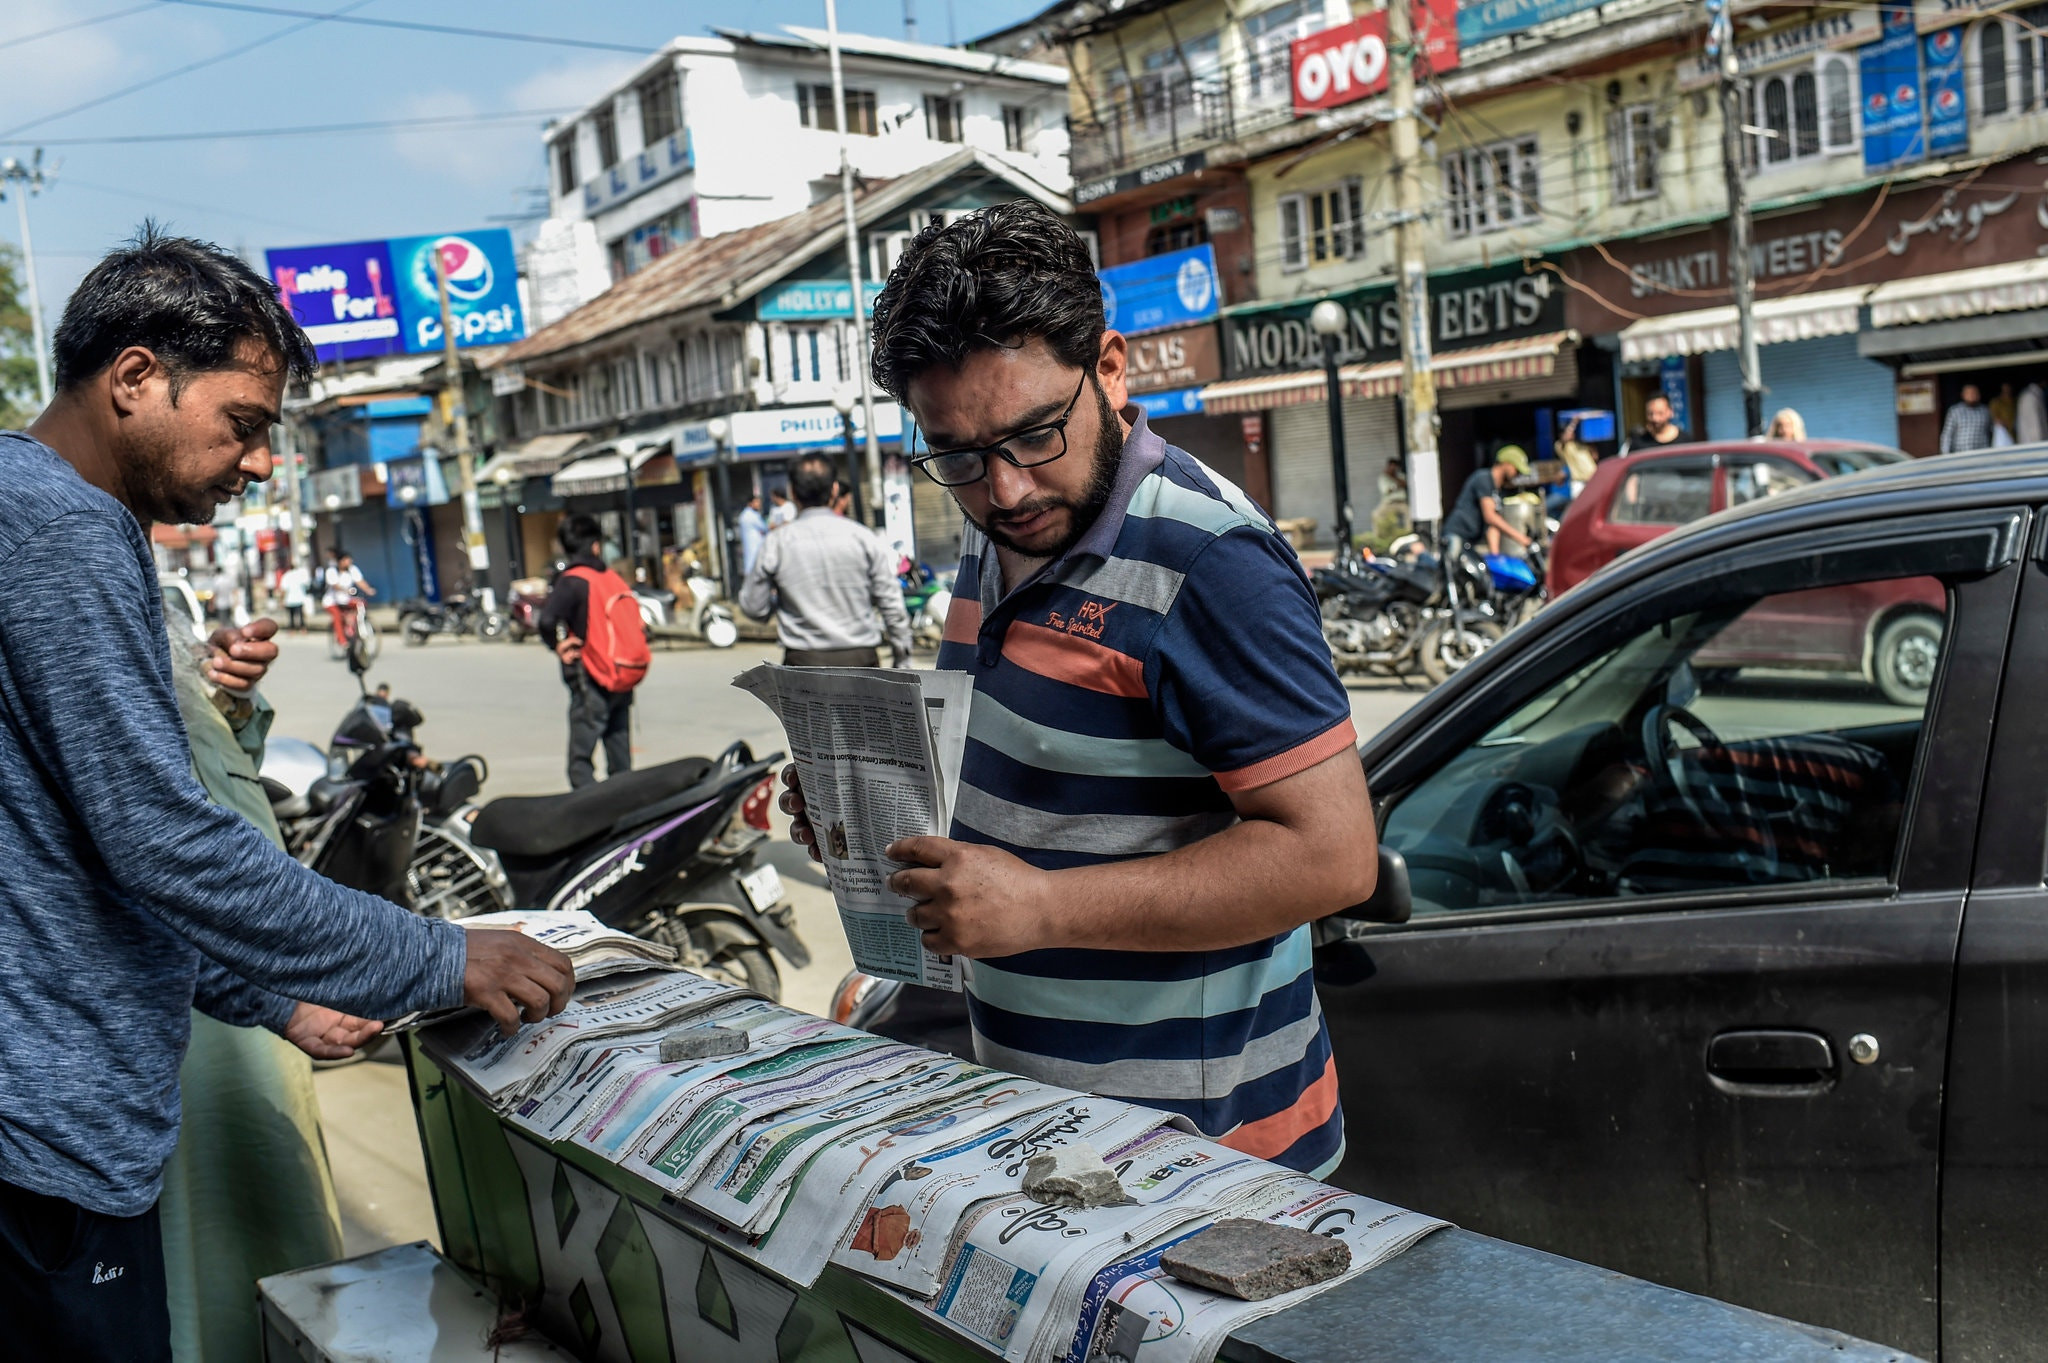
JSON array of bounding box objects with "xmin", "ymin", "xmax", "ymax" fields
[{"xmin": 936, "ymin": 411, "xmax": 1357, "ymax": 1176}]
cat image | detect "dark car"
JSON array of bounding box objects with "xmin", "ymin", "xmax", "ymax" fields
[{"xmin": 1327, "ymin": 447, "xmax": 2048, "ymax": 1361}]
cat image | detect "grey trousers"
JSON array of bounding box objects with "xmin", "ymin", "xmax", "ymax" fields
[{"xmin": 566, "ymin": 671, "xmax": 632, "ymax": 788}]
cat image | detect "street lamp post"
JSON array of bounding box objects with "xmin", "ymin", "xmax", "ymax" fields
[
  {"xmin": 617, "ymin": 438, "xmax": 641, "ymax": 581},
  {"xmin": 0, "ymin": 151, "xmax": 54, "ymax": 409},
  {"xmin": 706, "ymin": 417, "xmax": 736, "ymax": 597},
  {"xmin": 830, "ymin": 383, "xmax": 866, "ymax": 522},
  {"xmin": 493, "ymin": 464, "xmax": 522, "ymax": 580},
  {"xmin": 1309, "ymin": 300, "xmax": 1357, "ymax": 565}
]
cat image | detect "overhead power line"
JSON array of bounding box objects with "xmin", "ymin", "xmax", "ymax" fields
[
  {"xmin": 0, "ymin": 0, "xmax": 376, "ymax": 140},
  {"xmin": 157, "ymin": 0, "xmax": 661, "ymax": 54},
  {"xmin": 1, "ymin": 107, "xmax": 580, "ymax": 147},
  {"xmin": 0, "ymin": 3, "xmax": 157, "ymax": 54}
]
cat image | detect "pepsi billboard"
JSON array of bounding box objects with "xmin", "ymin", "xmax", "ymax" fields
[
  {"xmin": 1861, "ymin": 0, "xmax": 1926, "ymax": 173},
  {"xmin": 265, "ymin": 228, "xmax": 526, "ymax": 363},
  {"xmin": 1923, "ymin": 27, "xmax": 1969, "ymax": 156}
]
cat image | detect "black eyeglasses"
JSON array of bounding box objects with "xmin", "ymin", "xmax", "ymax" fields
[{"xmin": 910, "ymin": 371, "xmax": 1088, "ymax": 487}]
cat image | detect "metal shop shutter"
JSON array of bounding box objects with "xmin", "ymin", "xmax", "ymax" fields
[
  {"xmin": 1270, "ymin": 396, "xmax": 1397, "ymax": 549},
  {"xmin": 1704, "ymin": 333, "xmax": 1899, "ymax": 447}
]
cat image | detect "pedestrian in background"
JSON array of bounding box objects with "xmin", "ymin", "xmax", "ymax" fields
[
  {"xmin": 1941, "ymin": 384, "xmax": 1994, "ymax": 454},
  {"xmin": 738, "ymin": 492, "xmax": 768, "ymax": 575},
  {"xmin": 319, "ymin": 550, "xmax": 371, "ymax": 651},
  {"xmin": 1623, "ymin": 393, "xmax": 1683, "ymax": 453},
  {"xmin": 767, "ymin": 485, "xmax": 797, "ymax": 528},
  {"xmin": 1768, "ymin": 408, "xmax": 1806, "ymax": 441},
  {"xmin": 1991, "ymin": 381, "xmax": 2018, "ymax": 437},
  {"xmin": 738, "ymin": 452, "xmax": 911, "ymax": 668},
  {"xmin": 1556, "ymin": 417, "xmax": 1598, "ymax": 495},
  {"xmin": 540, "ymin": 514, "xmax": 646, "ymax": 788},
  {"xmin": 277, "ymin": 560, "xmax": 310, "ymax": 632},
  {"xmin": 2018, "ymin": 381, "xmax": 2047, "ymax": 444}
]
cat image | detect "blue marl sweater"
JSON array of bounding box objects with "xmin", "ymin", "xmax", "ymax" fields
[{"xmin": 0, "ymin": 431, "xmax": 467, "ymax": 1215}]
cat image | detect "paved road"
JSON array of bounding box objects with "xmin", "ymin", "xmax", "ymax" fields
[{"xmin": 260, "ymin": 629, "xmax": 1427, "ymax": 1254}]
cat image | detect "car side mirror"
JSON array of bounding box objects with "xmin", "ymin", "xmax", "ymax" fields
[{"xmin": 1339, "ymin": 844, "xmax": 1412, "ymax": 924}]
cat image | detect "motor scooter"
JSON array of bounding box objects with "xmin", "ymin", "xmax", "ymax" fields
[{"xmin": 504, "ymin": 578, "xmax": 549, "ymax": 643}]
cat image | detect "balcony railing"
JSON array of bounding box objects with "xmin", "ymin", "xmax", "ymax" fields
[{"xmin": 1069, "ymin": 53, "xmax": 1306, "ymax": 184}]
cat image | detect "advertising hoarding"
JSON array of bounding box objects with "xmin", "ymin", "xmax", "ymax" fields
[
  {"xmin": 1292, "ymin": 1, "xmax": 1458, "ymax": 114},
  {"xmin": 1861, "ymin": 0, "xmax": 1928, "ymax": 172},
  {"xmin": 1099, "ymin": 244, "xmax": 1220, "ymax": 335},
  {"xmin": 1456, "ymin": 0, "xmax": 1599, "ymax": 46},
  {"xmin": 1923, "ymin": 26, "xmax": 1969, "ymax": 156},
  {"xmin": 265, "ymin": 228, "xmax": 527, "ymax": 363}
]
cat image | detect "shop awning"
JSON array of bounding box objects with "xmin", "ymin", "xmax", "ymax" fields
[
  {"xmin": 475, "ymin": 431, "xmax": 589, "ymax": 485},
  {"xmin": 550, "ymin": 447, "xmax": 663, "ymax": 497},
  {"xmin": 1867, "ymin": 257, "xmax": 2048, "ymax": 328},
  {"xmin": 1197, "ymin": 332, "xmax": 1578, "ymax": 414},
  {"xmin": 1618, "ymin": 287, "xmax": 1867, "ymax": 362}
]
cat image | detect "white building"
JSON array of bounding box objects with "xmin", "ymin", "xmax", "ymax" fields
[{"xmin": 528, "ymin": 24, "xmax": 1070, "ymax": 325}]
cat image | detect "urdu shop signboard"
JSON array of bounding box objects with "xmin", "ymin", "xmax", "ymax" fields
[{"xmin": 265, "ymin": 228, "xmax": 527, "ymax": 363}]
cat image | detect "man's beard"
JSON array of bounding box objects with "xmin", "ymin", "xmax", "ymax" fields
[
  {"xmin": 123, "ymin": 422, "xmax": 236, "ymax": 526},
  {"xmin": 970, "ymin": 381, "xmax": 1123, "ymax": 559}
]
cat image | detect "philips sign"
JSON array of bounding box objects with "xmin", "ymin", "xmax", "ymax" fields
[{"xmin": 266, "ymin": 227, "xmax": 527, "ymax": 362}]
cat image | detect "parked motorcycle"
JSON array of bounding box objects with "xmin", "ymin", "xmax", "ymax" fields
[
  {"xmin": 443, "ymin": 742, "xmax": 806, "ymax": 996},
  {"xmin": 1483, "ymin": 542, "xmax": 1548, "ymax": 631},
  {"xmin": 901, "ymin": 561, "xmax": 954, "ymax": 653},
  {"xmin": 402, "ymin": 591, "xmax": 508, "ymax": 645},
  {"xmin": 638, "ymin": 575, "xmax": 739, "ymax": 649},
  {"xmin": 504, "ymin": 577, "xmax": 549, "ymax": 643},
  {"xmin": 1312, "ymin": 556, "xmax": 1437, "ymax": 682}
]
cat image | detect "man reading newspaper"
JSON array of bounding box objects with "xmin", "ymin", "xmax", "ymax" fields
[{"xmin": 783, "ymin": 202, "xmax": 1378, "ymax": 1177}]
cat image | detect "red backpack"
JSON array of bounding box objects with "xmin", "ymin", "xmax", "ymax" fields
[{"xmin": 565, "ymin": 566, "xmax": 651, "ymax": 692}]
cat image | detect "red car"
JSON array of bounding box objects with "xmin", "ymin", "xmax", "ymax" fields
[{"xmin": 1550, "ymin": 440, "xmax": 1943, "ymax": 705}]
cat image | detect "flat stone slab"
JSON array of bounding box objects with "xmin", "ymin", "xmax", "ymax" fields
[
  {"xmin": 1164, "ymin": 1219, "xmax": 1352, "ymax": 1301},
  {"xmin": 659, "ymin": 1026, "xmax": 747, "ymax": 1063},
  {"xmin": 1022, "ymin": 1141, "xmax": 1134, "ymax": 1209}
]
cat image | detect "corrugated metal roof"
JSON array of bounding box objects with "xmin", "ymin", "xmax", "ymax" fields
[{"xmin": 501, "ymin": 147, "xmax": 1071, "ymax": 369}]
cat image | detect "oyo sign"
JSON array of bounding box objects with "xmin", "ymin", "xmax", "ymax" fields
[{"xmin": 1292, "ymin": 2, "xmax": 1457, "ymax": 115}]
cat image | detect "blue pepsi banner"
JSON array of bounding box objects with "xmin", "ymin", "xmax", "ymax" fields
[
  {"xmin": 1923, "ymin": 26, "xmax": 1969, "ymax": 156},
  {"xmin": 266, "ymin": 228, "xmax": 526, "ymax": 363},
  {"xmin": 1098, "ymin": 244, "xmax": 1219, "ymax": 336},
  {"xmin": 1456, "ymin": 0, "xmax": 1603, "ymax": 45},
  {"xmin": 1861, "ymin": 0, "xmax": 1927, "ymax": 172}
]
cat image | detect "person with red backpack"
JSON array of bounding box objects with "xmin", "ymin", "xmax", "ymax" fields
[{"xmin": 539, "ymin": 515, "xmax": 651, "ymax": 788}]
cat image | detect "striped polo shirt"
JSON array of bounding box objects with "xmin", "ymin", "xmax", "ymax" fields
[{"xmin": 936, "ymin": 410, "xmax": 1357, "ymax": 1176}]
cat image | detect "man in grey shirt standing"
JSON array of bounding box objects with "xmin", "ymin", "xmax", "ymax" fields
[
  {"xmin": 739, "ymin": 453, "xmax": 913, "ymax": 667},
  {"xmin": 0, "ymin": 226, "xmax": 573, "ymax": 1361}
]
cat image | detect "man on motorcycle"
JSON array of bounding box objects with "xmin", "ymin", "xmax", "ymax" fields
[
  {"xmin": 785, "ymin": 201, "xmax": 1378, "ymax": 1177},
  {"xmin": 0, "ymin": 225, "xmax": 574, "ymax": 1361},
  {"xmin": 320, "ymin": 549, "xmax": 373, "ymax": 650}
]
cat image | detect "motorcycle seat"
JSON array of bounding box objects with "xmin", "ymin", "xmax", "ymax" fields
[{"xmin": 470, "ymin": 756, "xmax": 718, "ymax": 859}]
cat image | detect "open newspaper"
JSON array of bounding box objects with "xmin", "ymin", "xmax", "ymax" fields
[
  {"xmin": 385, "ymin": 908, "xmax": 680, "ymax": 1032},
  {"xmin": 733, "ymin": 664, "xmax": 973, "ymax": 991}
]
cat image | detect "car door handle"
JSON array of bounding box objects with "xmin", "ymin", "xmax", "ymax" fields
[{"xmin": 1705, "ymin": 1029, "xmax": 1835, "ymax": 1095}]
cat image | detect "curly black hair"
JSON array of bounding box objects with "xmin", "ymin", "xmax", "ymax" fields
[
  {"xmin": 54, "ymin": 220, "xmax": 317, "ymax": 397},
  {"xmin": 868, "ymin": 200, "xmax": 1102, "ymax": 402}
]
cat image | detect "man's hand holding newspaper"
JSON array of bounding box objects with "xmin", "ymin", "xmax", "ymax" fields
[{"xmin": 736, "ymin": 664, "xmax": 973, "ymax": 991}]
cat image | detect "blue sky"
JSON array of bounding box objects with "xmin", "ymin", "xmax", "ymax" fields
[{"xmin": 0, "ymin": 1, "xmax": 1055, "ymax": 315}]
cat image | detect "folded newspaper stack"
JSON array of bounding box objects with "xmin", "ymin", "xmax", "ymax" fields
[
  {"xmin": 418, "ymin": 954, "xmax": 1448, "ymax": 1363},
  {"xmin": 733, "ymin": 664, "xmax": 972, "ymax": 992},
  {"xmin": 450, "ymin": 908, "xmax": 680, "ymax": 981}
]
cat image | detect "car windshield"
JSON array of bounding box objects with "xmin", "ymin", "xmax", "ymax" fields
[{"xmin": 1808, "ymin": 445, "xmax": 1909, "ymax": 477}]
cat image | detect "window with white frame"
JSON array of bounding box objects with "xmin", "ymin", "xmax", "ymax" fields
[
  {"xmin": 924, "ymin": 94, "xmax": 963, "ymax": 143},
  {"xmin": 798, "ymin": 84, "xmax": 879, "ymax": 135},
  {"xmin": 1442, "ymin": 137, "xmax": 1542, "ymax": 237},
  {"xmin": 1746, "ymin": 55, "xmax": 1858, "ymax": 170},
  {"xmin": 1002, "ymin": 104, "xmax": 1036, "ymax": 151},
  {"xmin": 1277, "ymin": 180, "xmax": 1366, "ymax": 270},
  {"xmin": 1244, "ymin": 0, "xmax": 1328, "ymax": 103},
  {"xmin": 552, "ymin": 136, "xmax": 578, "ymax": 197},
  {"xmin": 1972, "ymin": 9, "xmax": 2048, "ymax": 118},
  {"xmin": 783, "ymin": 325, "xmax": 843, "ymax": 385},
  {"xmin": 1611, "ymin": 103, "xmax": 1660, "ymax": 202}
]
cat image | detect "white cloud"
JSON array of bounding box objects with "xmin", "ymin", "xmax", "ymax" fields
[{"xmin": 385, "ymin": 55, "xmax": 640, "ymax": 191}]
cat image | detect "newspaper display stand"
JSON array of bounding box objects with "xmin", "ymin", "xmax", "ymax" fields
[{"xmin": 391, "ymin": 1032, "xmax": 1919, "ymax": 1363}]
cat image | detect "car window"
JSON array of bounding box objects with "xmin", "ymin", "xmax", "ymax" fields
[
  {"xmin": 1609, "ymin": 458, "xmax": 1713, "ymax": 526},
  {"xmin": 1808, "ymin": 446, "xmax": 1909, "ymax": 477},
  {"xmin": 1382, "ymin": 573, "xmax": 1948, "ymax": 916},
  {"xmin": 1726, "ymin": 457, "xmax": 1817, "ymax": 507}
]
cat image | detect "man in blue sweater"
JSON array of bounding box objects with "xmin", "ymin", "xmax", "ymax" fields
[{"xmin": 0, "ymin": 226, "xmax": 575, "ymax": 1361}]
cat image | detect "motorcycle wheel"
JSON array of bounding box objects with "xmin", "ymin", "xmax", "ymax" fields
[
  {"xmin": 702, "ymin": 605, "xmax": 739, "ymax": 649},
  {"xmin": 478, "ymin": 611, "xmax": 510, "ymax": 641},
  {"xmin": 1419, "ymin": 618, "xmax": 1501, "ymax": 686},
  {"xmin": 403, "ymin": 618, "xmax": 432, "ymax": 647},
  {"xmin": 662, "ymin": 914, "xmax": 778, "ymax": 997}
]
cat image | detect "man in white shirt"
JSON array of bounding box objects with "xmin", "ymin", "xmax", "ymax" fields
[
  {"xmin": 318, "ymin": 551, "xmax": 373, "ymax": 649},
  {"xmin": 277, "ymin": 562, "xmax": 311, "ymax": 632}
]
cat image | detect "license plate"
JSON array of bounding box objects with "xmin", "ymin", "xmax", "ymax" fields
[{"xmin": 739, "ymin": 864, "xmax": 784, "ymax": 912}]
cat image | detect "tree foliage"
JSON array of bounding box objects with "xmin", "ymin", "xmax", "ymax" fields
[{"xmin": 0, "ymin": 243, "xmax": 40, "ymax": 429}]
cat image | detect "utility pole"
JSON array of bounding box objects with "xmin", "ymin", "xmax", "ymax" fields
[
  {"xmin": 904, "ymin": 0, "xmax": 917, "ymax": 42},
  {"xmin": 1386, "ymin": 1, "xmax": 1441, "ymax": 536},
  {"xmin": 827, "ymin": 0, "xmax": 885, "ymax": 527},
  {"xmin": 1711, "ymin": 0, "xmax": 1764, "ymax": 436},
  {"xmin": 0, "ymin": 151, "xmax": 54, "ymax": 409},
  {"xmin": 434, "ymin": 243, "xmax": 494, "ymax": 606}
]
